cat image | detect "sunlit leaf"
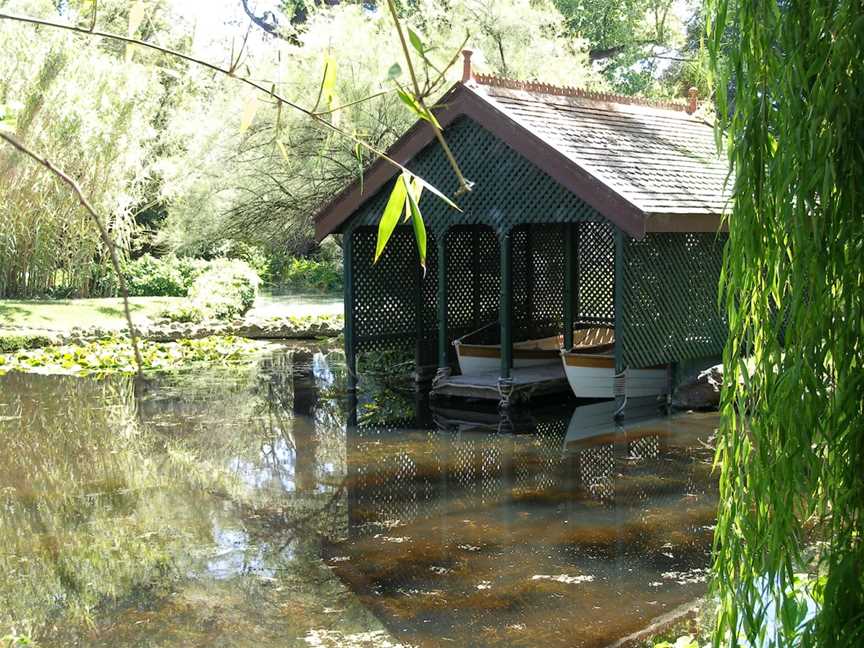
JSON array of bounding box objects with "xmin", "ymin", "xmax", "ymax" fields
[
  {"xmin": 353, "ymin": 140, "xmax": 364, "ymax": 195},
  {"xmin": 408, "ymin": 27, "xmax": 425, "ymax": 54},
  {"xmin": 395, "ymin": 89, "xmax": 440, "ymax": 129},
  {"xmin": 387, "ymin": 63, "xmax": 402, "ymax": 80},
  {"xmin": 128, "ymin": 1, "xmax": 146, "ymax": 36},
  {"xmin": 322, "ymin": 54, "xmax": 337, "ymax": 111},
  {"xmin": 239, "ymin": 93, "xmax": 258, "ymax": 134},
  {"xmin": 405, "ymin": 175, "xmax": 427, "ymax": 272},
  {"xmin": 374, "ymin": 175, "xmax": 408, "ymax": 263},
  {"xmin": 414, "ymin": 175, "xmax": 461, "ymax": 211},
  {"xmin": 276, "ymin": 140, "xmax": 290, "ymax": 162}
]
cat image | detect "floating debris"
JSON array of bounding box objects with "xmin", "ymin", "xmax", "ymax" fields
[{"xmin": 531, "ymin": 574, "xmax": 595, "ymax": 585}]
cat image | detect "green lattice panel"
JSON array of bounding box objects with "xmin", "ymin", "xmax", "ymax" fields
[
  {"xmin": 350, "ymin": 226, "xmax": 438, "ymax": 361},
  {"xmin": 576, "ymin": 222, "xmax": 615, "ymax": 325},
  {"xmin": 346, "ymin": 116, "xmax": 603, "ymax": 239},
  {"xmin": 528, "ymin": 225, "xmax": 566, "ymax": 335},
  {"xmin": 622, "ymin": 233, "xmax": 727, "ymax": 368}
]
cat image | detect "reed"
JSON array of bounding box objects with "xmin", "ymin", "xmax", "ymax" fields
[{"xmin": 0, "ymin": 23, "xmax": 158, "ymax": 298}]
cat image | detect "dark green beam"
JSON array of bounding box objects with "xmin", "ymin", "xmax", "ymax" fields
[
  {"xmin": 500, "ymin": 230, "xmax": 513, "ymax": 379},
  {"xmin": 343, "ymin": 230, "xmax": 357, "ymax": 390},
  {"xmin": 437, "ymin": 234, "xmax": 449, "ymax": 368},
  {"xmin": 564, "ymin": 223, "xmax": 575, "ymax": 350},
  {"xmin": 614, "ymin": 228, "xmax": 625, "ymax": 375}
]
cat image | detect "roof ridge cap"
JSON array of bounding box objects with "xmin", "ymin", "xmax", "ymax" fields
[{"xmin": 472, "ymin": 73, "xmax": 688, "ymax": 113}]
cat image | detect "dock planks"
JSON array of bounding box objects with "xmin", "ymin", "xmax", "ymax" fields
[{"xmin": 430, "ymin": 364, "xmax": 571, "ymax": 404}]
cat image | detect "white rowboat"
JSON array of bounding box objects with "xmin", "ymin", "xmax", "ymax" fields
[
  {"xmin": 561, "ymin": 350, "xmax": 668, "ymax": 399},
  {"xmin": 454, "ymin": 327, "xmax": 614, "ymax": 376}
]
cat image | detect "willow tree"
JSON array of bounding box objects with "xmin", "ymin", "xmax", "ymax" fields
[{"xmin": 708, "ymin": 0, "xmax": 863, "ymax": 645}]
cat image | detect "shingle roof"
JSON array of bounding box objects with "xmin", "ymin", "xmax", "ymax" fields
[
  {"xmin": 475, "ymin": 76, "xmax": 730, "ymax": 217},
  {"xmin": 314, "ymin": 76, "xmax": 730, "ymax": 241}
]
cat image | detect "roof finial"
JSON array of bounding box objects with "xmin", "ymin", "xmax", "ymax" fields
[
  {"xmin": 687, "ymin": 87, "xmax": 698, "ymax": 114},
  {"xmin": 461, "ymin": 49, "xmax": 474, "ymax": 84}
]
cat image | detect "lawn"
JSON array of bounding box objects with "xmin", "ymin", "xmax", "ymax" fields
[
  {"xmin": 0, "ymin": 294, "xmax": 345, "ymax": 335},
  {"xmin": 0, "ymin": 297, "xmax": 185, "ymax": 334}
]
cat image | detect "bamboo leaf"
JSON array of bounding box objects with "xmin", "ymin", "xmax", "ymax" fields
[
  {"xmin": 396, "ymin": 88, "xmax": 425, "ymax": 120},
  {"xmin": 387, "ymin": 63, "xmax": 402, "ymax": 80},
  {"xmin": 322, "ymin": 54, "xmax": 337, "ymax": 111},
  {"xmin": 239, "ymin": 94, "xmax": 259, "ymax": 134},
  {"xmin": 405, "ymin": 175, "xmax": 427, "ymax": 272},
  {"xmin": 414, "ymin": 176, "xmax": 461, "ymax": 211},
  {"xmin": 408, "ymin": 27, "xmax": 425, "ymax": 54},
  {"xmin": 128, "ymin": 1, "xmax": 146, "ymax": 36},
  {"xmin": 374, "ymin": 175, "xmax": 408, "ymax": 263},
  {"xmin": 276, "ymin": 140, "xmax": 290, "ymax": 162},
  {"xmin": 395, "ymin": 88, "xmax": 441, "ymax": 129}
]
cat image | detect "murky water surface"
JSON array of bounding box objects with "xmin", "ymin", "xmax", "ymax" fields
[{"xmin": 0, "ymin": 344, "xmax": 718, "ymax": 647}]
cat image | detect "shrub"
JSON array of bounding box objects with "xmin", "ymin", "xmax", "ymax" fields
[
  {"xmin": 206, "ymin": 240, "xmax": 271, "ymax": 283},
  {"xmin": 278, "ymin": 257, "xmax": 342, "ymax": 293},
  {"xmin": 122, "ymin": 254, "xmax": 208, "ymax": 297},
  {"xmin": 189, "ymin": 259, "xmax": 260, "ymax": 321}
]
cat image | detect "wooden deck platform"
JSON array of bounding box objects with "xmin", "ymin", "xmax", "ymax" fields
[{"xmin": 430, "ymin": 364, "xmax": 571, "ymax": 404}]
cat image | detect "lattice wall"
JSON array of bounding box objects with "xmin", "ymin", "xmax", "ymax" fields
[
  {"xmin": 622, "ymin": 233, "xmax": 727, "ymax": 368},
  {"xmin": 576, "ymin": 222, "xmax": 616, "ymax": 324},
  {"xmin": 345, "ymin": 116, "xmax": 603, "ymax": 236},
  {"xmin": 350, "ymin": 226, "xmax": 438, "ymax": 363}
]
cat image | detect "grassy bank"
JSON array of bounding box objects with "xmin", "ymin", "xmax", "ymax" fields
[{"xmin": 0, "ymin": 297, "xmax": 184, "ymax": 333}]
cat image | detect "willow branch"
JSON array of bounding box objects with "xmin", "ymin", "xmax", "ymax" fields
[
  {"xmin": 0, "ymin": 12, "xmax": 423, "ymax": 184},
  {"xmin": 0, "ymin": 131, "xmax": 143, "ymax": 375}
]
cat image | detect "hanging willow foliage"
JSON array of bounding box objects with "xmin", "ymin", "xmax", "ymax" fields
[{"xmin": 707, "ymin": 0, "xmax": 863, "ymax": 645}]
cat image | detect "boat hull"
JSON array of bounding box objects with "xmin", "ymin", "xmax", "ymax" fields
[
  {"xmin": 561, "ymin": 352, "xmax": 668, "ymax": 399},
  {"xmin": 455, "ymin": 342, "xmax": 559, "ymax": 375}
]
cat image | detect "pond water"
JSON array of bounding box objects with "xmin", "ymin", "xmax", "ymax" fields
[{"xmin": 0, "ymin": 343, "xmax": 718, "ymax": 647}]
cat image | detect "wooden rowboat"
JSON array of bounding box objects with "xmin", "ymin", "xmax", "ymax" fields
[
  {"xmin": 561, "ymin": 349, "xmax": 668, "ymax": 399},
  {"xmin": 454, "ymin": 326, "xmax": 614, "ymax": 376}
]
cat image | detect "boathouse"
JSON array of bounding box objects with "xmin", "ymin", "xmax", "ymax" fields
[{"xmin": 314, "ymin": 53, "xmax": 730, "ymax": 407}]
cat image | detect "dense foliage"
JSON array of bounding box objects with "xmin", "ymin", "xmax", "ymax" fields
[
  {"xmin": 122, "ymin": 254, "xmax": 209, "ymax": 297},
  {"xmin": 708, "ymin": 0, "xmax": 864, "ymax": 645},
  {"xmin": 277, "ymin": 256, "xmax": 342, "ymax": 293}
]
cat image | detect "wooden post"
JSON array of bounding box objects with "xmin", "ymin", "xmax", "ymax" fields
[
  {"xmin": 437, "ymin": 234, "xmax": 449, "ymax": 369},
  {"xmin": 564, "ymin": 223, "xmax": 575, "ymax": 350},
  {"xmin": 343, "ymin": 230, "xmax": 357, "ymax": 391},
  {"xmin": 500, "ymin": 230, "xmax": 513, "ymax": 379}
]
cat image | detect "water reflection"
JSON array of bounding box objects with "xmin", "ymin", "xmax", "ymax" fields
[
  {"xmin": 333, "ymin": 397, "xmax": 717, "ymax": 647},
  {"xmin": 0, "ymin": 346, "xmax": 718, "ymax": 647}
]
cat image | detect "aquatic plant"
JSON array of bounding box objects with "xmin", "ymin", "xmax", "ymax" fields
[
  {"xmin": 0, "ymin": 336, "xmax": 270, "ymax": 376},
  {"xmin": 0, "ymin": 334, "xmax": 56, "ymax": 354},
  {"xmin": 707, "ymin": 0, "xmax": 864, "ymax": 645}
]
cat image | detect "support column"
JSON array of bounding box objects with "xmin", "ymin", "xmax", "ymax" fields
[
  {"xmin": 564, "ymin": 223, "xmax": 575, "ymax": 351},
  {"xmin": 343, "ymin": 230, "xmax": 357, "ymax": 391},
  {"xmin": 613, "ymin": 228, "xmax": 626, "ymax": 415},
  {"xmin": 436, "ymin": 234, "xmax": 449, "ymax": 370},
  {"xmin": 499, "ymin": 230, "xmax": 513, "ymax": 380}
]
